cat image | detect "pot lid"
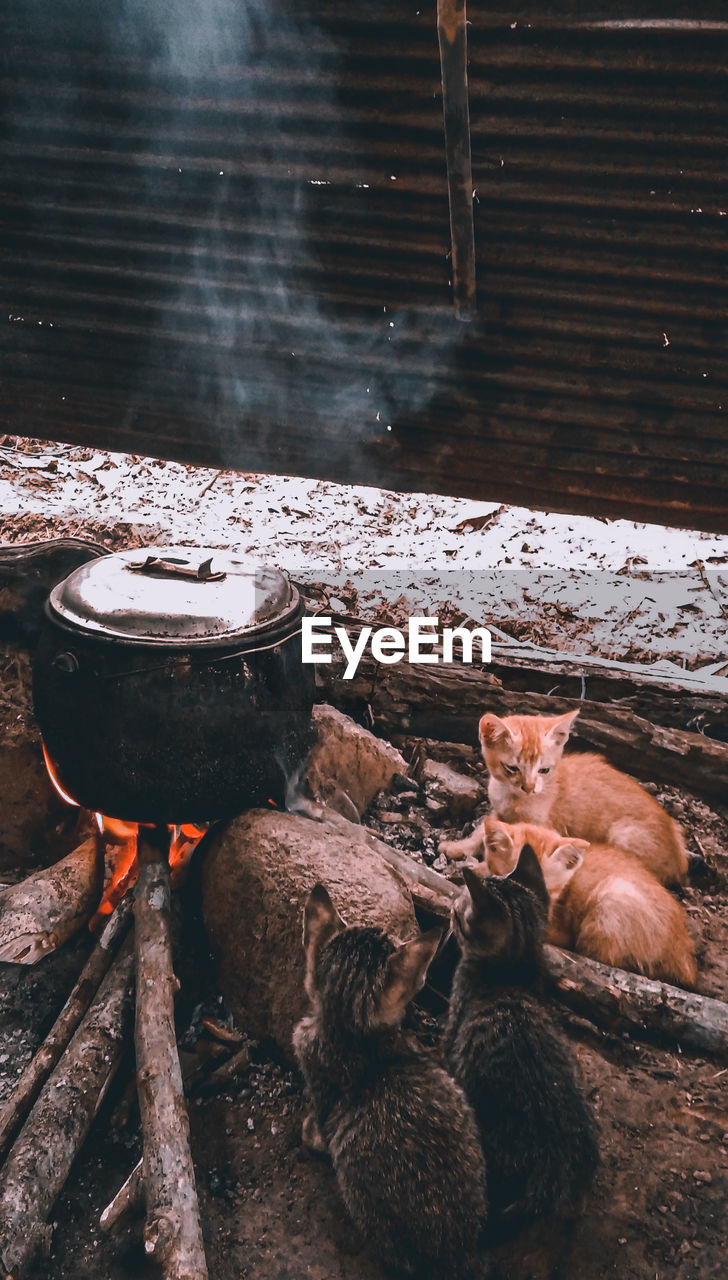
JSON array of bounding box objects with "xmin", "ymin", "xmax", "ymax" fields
[{"xmin": 47, "ymin": 546, "xmax": 300, "ymax": 646}]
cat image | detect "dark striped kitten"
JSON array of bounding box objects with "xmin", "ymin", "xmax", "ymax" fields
[
  {"xmin": 444, "ymin": 846, "xmax": 598, "ymax": 1241},
  {"xmin": 293, "ymin": 884, "xmax": 488, "ymax": 1279}
]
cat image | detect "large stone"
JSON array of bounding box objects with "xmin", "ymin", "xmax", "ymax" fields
[
  {"xmin": 303, "ymin": 704, "xmax": 407, "ymax": 817},
  {"xmin": 201, "ymin": 809, "xmax": 417, "ymax": 1056},
  {"xmin": 422, "ymin": 759, "xmax": 483, "ymax": 822}
]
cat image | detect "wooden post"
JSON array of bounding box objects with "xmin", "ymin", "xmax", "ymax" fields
[
  {"xmin": 134, "ymin": 828, "xmax": 208, "ymax": 1280},
  {"xmin": 437, "ymin": 0, "xmax": 477, "ymax": 318}
]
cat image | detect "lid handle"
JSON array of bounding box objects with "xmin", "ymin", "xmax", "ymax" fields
[{"xmin": 125, "ymin": 555, "xmax": 227, "ymax": 583}]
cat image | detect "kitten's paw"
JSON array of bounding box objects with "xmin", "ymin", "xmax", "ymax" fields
[
  {"xmin": 438, "ymin": 837, "xmax": 468, "ymax": 861},
  {"xmin": 439, "ymin": 825, "xmax": 485, "ymax": 861},
  {"xmin": 301, "ymin": 1111, "xmax": 328, "ymax": 1156}
]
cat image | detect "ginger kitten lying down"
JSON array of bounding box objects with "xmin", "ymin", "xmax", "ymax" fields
[
  {"xmin": 440, "ymin": 708, "xmax": 688, "ymax": 888},
  {"xmin": 484, "ymin": 818, "xmax": 697, "ymax": 988}
]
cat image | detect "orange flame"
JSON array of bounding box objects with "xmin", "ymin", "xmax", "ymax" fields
[
  {"xmin": 90, "ymin": 817, "xmax": 208, "ymax": 928},
  {"xmin": 42, "ymin": 743, "xmax": 208, "ymax": 929},
  {"xmin": 90, "ymin": 814, "xmax": 139, "ymax": 925},
  {"xmin": 42, "ymin": 742, "xmax": 79, "ymax": 808}
]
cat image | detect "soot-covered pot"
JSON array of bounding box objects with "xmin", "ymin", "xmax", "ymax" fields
[{"xmin": 32, "ymin": 546, "xmax": 314, "ymax": 822}]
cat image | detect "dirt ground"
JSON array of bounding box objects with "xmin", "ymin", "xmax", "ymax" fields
[{"xmin": 0, "ymin": 459, "xmax": 727, "ymax": 1280}]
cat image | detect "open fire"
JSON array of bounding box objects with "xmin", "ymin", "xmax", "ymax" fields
[{"xmin": 41, "ymin": 742, "xmax": 209, "ymax": 927}]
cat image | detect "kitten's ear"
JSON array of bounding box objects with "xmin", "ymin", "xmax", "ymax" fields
[
  {"xmin": 483, "ymin": 819, "xmax": 515, "ymax": 873},
  {"xmin": 510, "ymin": 843, "xmax": 549, "ymax": 908},
  {"xmin": 479, "ymin": 712, "xmax": 512, "ymax": 746},
  {"xmin": 544, "ymin": 709, "xmax": 580, "ymax": 749},
  {"xmin": 462, "ymin": 864, "xmax": 489, "ymax": 903},
  {"xmin": 373, "ymin": 927, "xmax": 443, "ymax": 1028},
  {"xmin": 303, "ymin": 884, "xmax": 346, "ymax": 998},
  {"xmin": 542, "ymin": 842, "xmax": 587, "ymax": 899},
  {"xmin": 459, "ymin": 878, "xmax": 511, "ymax": 954}
]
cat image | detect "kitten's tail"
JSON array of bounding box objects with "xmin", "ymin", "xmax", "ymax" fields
[{"xmin": 671, "ymin": 819, "xmax": 690, "ymax": 885}]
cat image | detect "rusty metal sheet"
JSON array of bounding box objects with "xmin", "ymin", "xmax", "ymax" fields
[{"xmin": 1, "ymin": 0, "xmax": 727, "ymax": 530}]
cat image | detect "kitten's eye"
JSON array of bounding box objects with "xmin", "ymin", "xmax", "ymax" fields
[
  {"xmin": 538, "ymin": 767, "xmax": 550, "ymax": 775},
  {"xmin": 503, "ymin": 764, "xmax": 520, "ymax": 775}
]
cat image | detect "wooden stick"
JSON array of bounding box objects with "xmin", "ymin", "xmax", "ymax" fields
[
  {"xmin": 197, "ymin": 1046, "xmax": 251, "ymax": 1097},
  {"xmin": 0, "ymin": 895, "xmax": 132, "ymax": 1164},
  {"xmin": 437, "ymin": 0, "xmax": 476, "ymax": 318},
  {"xmin": 100, "ymin": 1034, "xmax": 249, "ymax": 1236},
  {"xmin": 0, "ymin": 940, "xmax": 134, "ymax": 1278},
  {"xmin": 134, "ymin": 828, "xmax": 208, "ymax": 1280},
  {"xmin": 542, "ymin": 945, "xmax": 728, "ymax": 1058},
  {"xmin": 100, "ymin": 1158, "xmax": 144, "ymax": 1235},
  {"xmin": 328, "ymin": 815, "xmax": 728, "ymax": 1060},
  {"xmin": 693, "ymin": 557, "xmax": 728, "ymax": 624},
  {"xmin": 0, "ymin": 836, "xmax": 102, "ymax": 964},
  {"xmin": 196, "ymin": 469, "xmax": 221, "ymax": 500}
]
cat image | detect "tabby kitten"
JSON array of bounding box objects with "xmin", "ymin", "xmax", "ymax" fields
[
  {"xmin": 442, "ymin": 709, "xmax": 687, "ymax": 887},
  {"xmin": 292, "ymin": 884, "xmax": 488, "ymax": 1279},
  {"xmin": 444, "ymin": 848, "xmax": 598, "ymax": 1240}
]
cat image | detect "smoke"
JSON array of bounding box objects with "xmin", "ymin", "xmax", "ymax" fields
[{"xmin": 94, "ymin": 0, "xmax": 459, "ymax": 473}]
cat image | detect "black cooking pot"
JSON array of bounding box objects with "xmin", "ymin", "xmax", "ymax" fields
[{"xmin": 32, "ymin": 546, "xmax": 315, "ymax": 822}]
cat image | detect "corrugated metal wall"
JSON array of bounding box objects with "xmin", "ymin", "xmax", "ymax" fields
[{"xmin": 1, "ymin": 2, "xmax": 727, "ymax": 530}]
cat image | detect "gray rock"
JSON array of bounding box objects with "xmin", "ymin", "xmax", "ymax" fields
[
  {"xmin": 422, "ymin": 759, "xmax": 483, "ymax": 822},
  {"xmin": 201, "ymin": 809, "xmax": 417, "ymax": 1057}
]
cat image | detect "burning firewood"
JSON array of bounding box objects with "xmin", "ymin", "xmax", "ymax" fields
[
  {"xmin": 133, "ymin": 828, "xmax": 208, "ymax": 1280},
  {"xmin": 0, "ymin": 835, "xmax": 102, "ymax": 964},
  {"xmin": 0, "ymin": 937, "xmax": 134, "ymax": 1278},
  {"xmin": 0, "ymin": 893, "xmax": 132, "ymax": 1164}
]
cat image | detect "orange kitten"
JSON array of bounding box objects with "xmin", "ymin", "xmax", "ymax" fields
[
  {"xmin": 484, "ymin": 818, "xmax": 697, "ymax": 988},
  {"xmin": 441, "ymin": 709, "xmax": 687, "ymax": 887}
]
